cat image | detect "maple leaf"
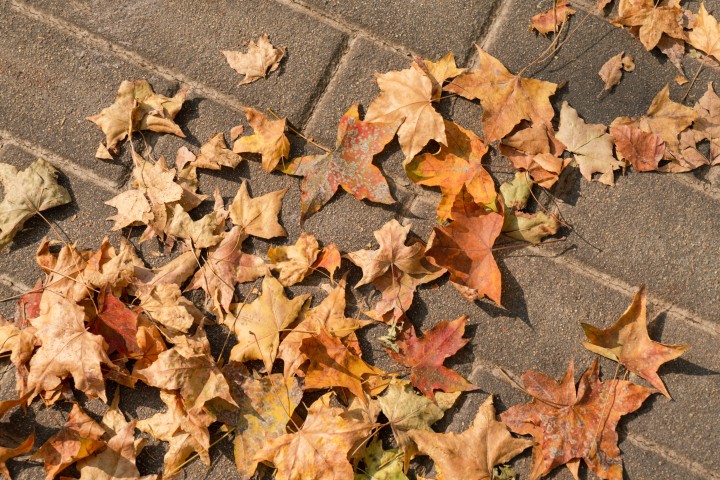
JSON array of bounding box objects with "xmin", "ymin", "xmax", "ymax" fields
[
  {"xmin": 87, "ymin": 80, "xmax": 187, "ymax": 156},
  {"xmin": 388, "ymin": 316, "xmax": 478, "ymax": 400},
  {"xmin": 228, "ymin": 181, "xmax": 288, "ymax": 239},
  {"xmin": 187, "ymin": 225, "xmax": 265, "ymax": 315},
  {"xmin": 83, "ymin": 237, "xmax": 144, "ymax": 295},
  {"xmin": 410, "ymin": 396, "xmax": 532, "ymax": 480},
  {"xmin": 530, "ymin": 1, "xmax": 576, "ymax": 35},
  {"xmin": 415, "ymin": 52, "xmax": 467, "ymax": 101},
  {"xmin": 89, "ymin": 288, "xmax": 140, "ymax": 357},
  {"xmin": 501, "ymin": 360, "xmax": 655, "ymax": 480},
  {"xmin": 300, "ymin": 328, "xmax": 386, "ymax": 403},
  {"xmin": 346, "ymin": 219, "xmax": 443, "ymax": 322},
  {"xmin": 27, "ymin": 297, "xmax": 114, "ymax": 402},
  {"xmin": 268, "ymin": 231, "xmax": 320, "ymax": 286},
  {"xmin": 611, "ymin": 85, "xmax": 698, "ymax": 160},
  {"xmin": 165, "ymin": 204, "xmax": 223, "ymax": 248},
  {"xmin": 445, "ymin": 46, "xmax": 557, "ymax": 142},
  {"xmin": 224, "ymin": 366, "xmax": 302, "ymax": 480},
  {"xmin": 687, "ymin": 3, "xmax": 720, "ymax": 62},
  {"xmin": 581, "ymin": 286, "xmax": 690, "ymax": 398},
  {"xmin": 283, "ymin": 104, "xmax": 397, "ymax": 222},
  {"xmin": 33, "ymin": 403, "xmax": 106, "ymax": 479},
  {"xmin": 377, "ymin": 380, "xmax": 460, "ymax": 462},
  {"xmin": 222, "ymin": 275, "xmax": 309, "ymax": 372},
  {"xmin": 35, "ymin": 240, "xmax": 95, "ymax": 311},
  {"xmin": 0, "ymin": 433, "xmax": 33, "ymax": 480},
  {"xmin": 137, "ymin": 390, "xmax": 213, "ymax": 474},
  {"xmin": 598, "ymin": 51, "xmax": 635, "ymax": 91},
  {"xmin": 191, "ymin": 132, "xmax": 243, "ymax": 170},
  {"xmin": 131, "ymin": 250, "xmax": 199, "ymax": 295},
  {"xmin": 364, "ymin": 62, "xmax": 446, "ymax": 159},
  {"xmin": 278, "ymin": 279, "xmax": 371, "ymax": 377},
  {"xmin": 254, "ymin": 392, "xmax": 375, "ymax": 480},
  {"xmin": 0, "ymin": 158, "xmax": 71, "ymax": 251},
  {"xmin": 405, "ymin": 120, "xmax": 495, "ymax": 220},
  {"xmin": 223, "ymin": 33, "xmax": 286, "ymax": 85},
  {"xmin": 612, "ymin": 0, "xmax": 686, "ymax": 50},
  {"xmin": 692, "ymin": 82, "xmax": 720, "ymax": 165},
  {"xmin": 233, "ymin": 107, "xmax": 290, "ymax": 172},
  {"xmin": 499, "ymin": 122, "xmax": 568, "ymax": 187},
  {"xmin": 138, "ymin": 328, "xmax": 237, "ymax": 414},
  {"xmin": 425, "ymin": 192, "xmax": 504, "ymax": 304},
  {"xmin": 354, "ymin": 438, "xmax": 407, "ymax": 480},
  {"xmin": 138, "ymin": 283, "xmax": 204, "ymax": 334},
  {"xmin": 556, "ymin": 102, "xmax": 624, "ymax": 186},
  {"xmin": 610, "ymin": 125, "xmax": 666, "ymax": 172}
]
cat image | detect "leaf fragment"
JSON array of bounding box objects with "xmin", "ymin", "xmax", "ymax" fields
[
  {"xmin": 610, "ymin": 125, "xmax": 665, "ymax": 172},
  {"xmin": 530, "ymin": 1, "xmax": 576, "ymax": 35}
]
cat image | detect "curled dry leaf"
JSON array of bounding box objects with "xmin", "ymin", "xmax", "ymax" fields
[
  {"xmin": 365, "ymin": 61, "xmax": 446, "ymax": 159},
  {"xmin": 501, "ymin": 360, "xmax": 655, "ymax": 480},
  {"xmin": 502, "ymin": 211, "xmax": 560, "ymax": 244},
  {"xmin": 415, "ymin": 52, "xmax": 466, "ymax": 101},
  {"xmin": 283, "ymin": 104, "xmax": 397, "ymax": 222},
  {"xmin": 0, "ymin": 158, "xmax": 71, "ymax": 251},
  {"xmin": 83, "ymin": 237, "xmax": 144, "ymax": 296},
  {"xmin": 138, "ymin": 283, "xmax": 204, "ymax": 335},
  {"xmin": 530, "ymin": 1, "xmax": 576, "ymax": 35},
  {"xmin": 445, "ymin": 46, "xmax": 557, "ymax": 142},
  {"xmin": 556, "ymin": 102, "xmax": 624, "ymax": 186},
  {"xmin": 599, "ymin": 51, "xmax": 635, "ymax": 91},
  {"xmin": 268, "ymin": 231, "xmax": 320, "ymax": 286},
  {"xmin": 687, "ymin": 3, "xmax": 720, "ymax": 62},
  {"xmin": 254, "ymin": 392, "xmax": 375, "ymax": 480},
  {"xmin": 87, "ymin": 80, "xmax": 187, "ymax": 157},
  {"xmin": 410, "ymin": 396, "xmax": 532, "ymax": 480},
  {"xmin": 165, "ymin": 204, "xmax": 223, "ymax": 249},
  {"xmin": 581, "ymin": 285, "xmax": 690, "ymax": 398},
  {"xmin": 354, "ymin": 438, "xmax": 407, "ymax": 480},
  {"xmin": 500, "ymin": 122, "xmax": 567, "ymax": 187},
  {"xmin": 388, "ymin": 316, "xmax": 478, "ymax": 401},
  {"xmin": 405, "ymin": 120, "xmax": 495, "ymax": 220},
  {"xmin": 612, "ymin": 0, "xmax": 686, "ymax": 51},
  {"xmin": 233, "ymin": 107, "xmax": 290, "ymax": 172},
  {"xmin": 500, "ymin": 171, "xmax": 533, "ymax": 211},
  {"xmin": 229, "ymin": 181, "xmax": 288, "ymax": 239},
  {"xmin": 191, "ymin": 132, "xmax": 243, "ymax": 170},
  {"xmin": 223, "ymin": 33, "xmax": 286, "ymax": 85},
  {"xmin": 610, "ymin": 125, "xmax": 665, "ymax": 172}
]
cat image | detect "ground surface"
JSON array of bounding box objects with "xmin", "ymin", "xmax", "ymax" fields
[{"xmin": 0, "ymin": 0, "xmax": 718, "ymax": 479}]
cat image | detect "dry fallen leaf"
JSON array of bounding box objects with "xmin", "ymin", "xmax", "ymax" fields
[
  {"xmin": 687, "ymin": 3, "xmax": 720, "ymax": 62},
  {"xmin": 502, "ymin": 211, "xmax": 560, "ymax": 244},
  {"xmin": 610, "ymin": 125, "xmax": 666, "ymax": 172},
  {"xmin": 191, "ymin": 132, "xmax": 243, "ymax": 170},
  {"xmin": 598, "ymin": 51, "xmax": 635, "ymax": 91},
  {"xmin": 283, "ymin": 104, "xmax": 397, "ymax": 222},
  {"xmin": 233, "ymin": 107, "xmax": 290, "ymax": 172},
  {"xmin": 415, "ymin": 52, "xmax": 467, "ymax": 101},
  {"xmin": 445, "ymin": 46, "xmax": 557, "ymax": 142},
  {"xmin": 138, "ymin": 283, "xmax": 204, "ymax": 334},
  {"xmin": 0, "ymin": 158, "xmax": 71, "ymax": 251},
  {"xmin": 581, "ymin": 285, "xmax": 690, "ymax": 398},
  {"xmin": 410, "ymin": 396, "xmax": 532, "ymax": 480},
  {"xmin": 500, "ymin": 122, "xmax": 568, "ymax": 187},
  {"xmin": 223, "ymin": 34, "xmax": 286, "ymax": 85},
  {"xmin": 229, "ymin": 181, "xmax": 288, "ymax": 239},
  {"xmin": 268, "ymin": 231, "xmax": 320, "ymax": 286},
  {"xmin": 692, "ymin": 82, "xmax": 720, "ymax": 165},
  {"xmin": 612, "ymin": 0, "xmax": 686, "ymax": 51},
  {"xmin": 530, "ymin": 1, "xmax": 576, "ymax": 35}
]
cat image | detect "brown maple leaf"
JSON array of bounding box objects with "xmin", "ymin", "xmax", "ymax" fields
[
  {"xmin": 599, "ymin": 51, "xmax": 635, "ymax": 92},
  {"xmin": 425, "ymin": 191, "xmax": 503, "ymax": 304},
  {"xmin": 83, "ymin": 237, "xmax": 144, "ymax": 296},
  {"xmin": 610, "ymin": 125, "xmax": 666, "ymax": 172},
  {"xmin": 612, "ymin": 0, "xmax": 686, "ymax": 51},
  {"xmin": 405, "ymin": 120, "xmax": 496, "ymax": 220},
  {"xmin": 283, "ymin": 104, "xmax": 397, "ymax": 222},
  {"xmin": 687, "ymin": 3, "xmax": 720, "ymax": 62},
  {"xmin": 228, "ymin": 181, "xmax": 288, "ymax": 239},
  {"xmin": 233, "ymin": 107, "xmax": 290, "ymax": 172},
  {"xmin": 501, "ymin": 360, "xmax": 655, "ymax": 480},
  {"xmin": 346, "ymin": 219, "xmax": 443, "ymax": 323},
  {"xmin": 500, "ymin": 122, "xmax": 568, "ymax": 188},
  {"xmin": 388, "ymin": 316, "xmax": 478, "ymax": 400},
  {"xmin": 138, "ymin": 283, "xmax": 204, "ymax": 334},
  {"xmin": 365, "ymin": 62, "xmax": 446, "ymax": 159},
  {"xmin": 191, "ymin": 132, "xmax": 243, "ymax": 170},
  {"xmin": 223, "ymin": 34, "xmax": 286, "ymax": 85},
  {"xmin": 222, "ymin": 275, "xmax": 309, "ymax": 372},
  {"xmin": 187, "ymin": 225, "xmax": 265, "ymax": 315},
  {"xmin": 87, "ymin": 80, "xmax": 187, "ymax": 157},
  {"xmin": 33, "ymin": 403, "xmax": 106, "ymax": 479},
  {"xmin": 530, "ymin": 1, "xmax": 576, "ymax": 35},
  {"xmin": 268, "ymin": 231, "xmax": 320, "ymax": 286},
  {"xmin": 254, "ymin": 393, "xmax": 375, "ymax": 480},
  {"xmin": 445, "ymin": 46, "xmax": 557, "ymax": 142},
  {"xmin": 581, "ymin": 286, "xmax": 690, "ymax": 398},
  {"xmin": 410, "ymin": 396, "xmax": 532, "ymax": 480}
]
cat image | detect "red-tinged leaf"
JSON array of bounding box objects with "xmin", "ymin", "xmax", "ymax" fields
[
  {"xmin": 610, "ymin": 125, "xmax": 665, "ymax": 172},
  {"xmin": 388, "ymin": 316, "xmax": 478, "ymax": 400},
  {"xmin": 89, "ymin": 288, "xmax": 140, "ymax": 357},
  {"xmin": 312, "ymin": 243, "xmax": 342, "ymax": 280},
  {"xmin": 15, "ymin": 278, "xmax": 43, "ymax": 326},
  {"xmin": 282, "ymin": 104, "xmax": 397, "ymax": 222}
]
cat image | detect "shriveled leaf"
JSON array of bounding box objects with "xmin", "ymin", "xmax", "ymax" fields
[
  {"xmin": 233, "ymin": 108, "xmax": 290, "ymax": 172},
  {"xmin": 223, "ymin": 34, "xmax": 286, "ymax": 85},
  {"xmin": 611, "ymin": 125, "xmax": 665, "ymax": 172},
  {"xmin": 229, "ymin": 181, "xmax": 288, "ymax": 239},
  {"xmin": 598, "ymin": 52, "xmax": 635, "ymax": 91},
  {"xmin": 283, "ymin": 104, "xmax": 397, "ymax": 222},
  {"xmin": 692, "ymin": 82, "xmax": 720, "ymax": 165},
  {"xmin": 138, "ymin": 283, "xmax": 204, "ymax": 334},
  {"xmin": 268, "ymin": 232, "xmax": 320, "ymax": 286},
  {"xmin": 365, "ymin": 63, "xmax": 446, "ymax": 159},
  {"xmin": 410, "ymin": 396, "xmax": 532, "ymax": 480},
  {"xmin": 530, "ymin": 1, "xmax": 576, "ymax": 35},
  {"xmin": 581, "ymin": 286, "xmax": 690, "ymax": 398},
  {"xmin": 0, "ymin": 158, "xmax": 71, "ymax": 251},
  {"xmin": 556, "ymin": 102, "xmax": 624, "ymax": 186},
  {"xmin": 388, "ymin": 316, "xmax": 478, "ymax": 400},
  {"xmin": 84, "ymin": 237, "xmax": 144, "ymax": 295},
  {"xmin": 500, "ymin": 122, "xmax": 567, "ymax": 187},
  {"xmin": 502, "ymin": 211, "xmax": 560, "ymax": 244},
  {"xmin": 500, "ymin": 172, "xmax": 533, "ymax": 211},
  {"xmin": 191, "ymin": 132, "xmax": 243, "ymax": 170},
  {"xmin": 165, "ymin": 204, "xmax": 223, "ymax": 249},
  {"xmin": 222, "ymin": 275, "xmax": 309, "ymax": 372},
  {"xmin": 445, "ymin": 46, "xmax": 557, "ymax": 142}
]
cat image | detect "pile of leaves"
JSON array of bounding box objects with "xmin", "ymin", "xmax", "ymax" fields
[{"xmin": 0, "ymin": 1, "xmax": 713, "ymax": 478}]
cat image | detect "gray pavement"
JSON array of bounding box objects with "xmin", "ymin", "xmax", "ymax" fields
[{"xmin": 0, "ymin": 0, "xmax": 718, "ymax": 479}]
